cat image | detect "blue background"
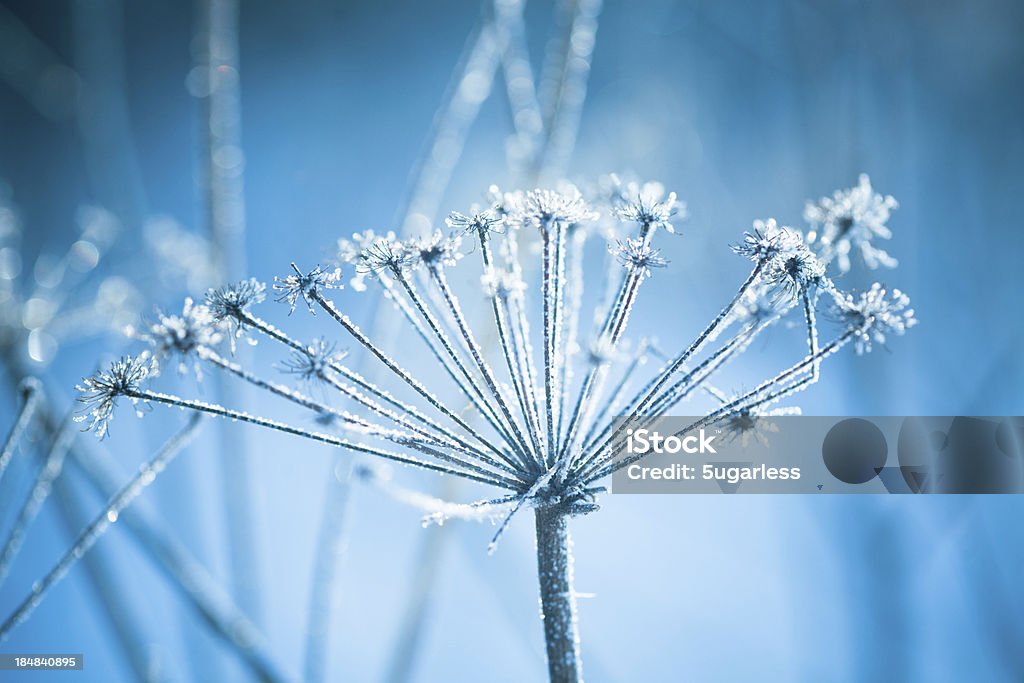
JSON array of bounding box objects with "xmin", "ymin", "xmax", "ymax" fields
[{"xmin": 1, "ymin": 0, "xmax": 1022, "ymax": 681}]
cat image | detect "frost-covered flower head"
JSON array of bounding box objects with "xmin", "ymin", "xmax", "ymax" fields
[
  {"xmin": 274, "ymin": 264, "xmax": 342, "ymax": 314},
  {"xmin": 610, "ymin": 238, "xmax": 668, "ymax": 278},
  {"xmin": 405, "ymin": 231, "xmax": 464, "ymax": 270},
  {"xmin": 281, "ymin": 337, "xmax": 346, "ymax": 382},
  {"xmin": 613, "ymin": 186, "xmax": 681, "ymax": 235},
  {"xmin": 594, "ymin": 175, "xmax": 684, "ymax": 239},
  {"xmin": 337, "ymin": 230, "xmax": 392, "ymax": 291},
  {"xmin": 75, "ymin": 354, "xmax": 155, "ymax": 439},
  {"xmin": 356, "ymin": 237, "xmax": 415, "ymax": 275},
  {"xmin": 722, "ymin": 406, "xmax": 800, "ymax": 448},
  {"xmin": 831, "ymin": 283, "xmax": 916, "ymax": 354},
  {"xmin": 206, "ymin": 278, "xmax": 266, "ymax": 323},
  {"xmin": 137, "ymin": 298, "xmax": 223, "ymax": 376},
  {"xmin": 765, "ymin": 242, "xmax": 827, "ymax": 304},
  {"xmin": 75, "ymin": 177, "xmax": 918, "ymax": 682},
  {"xmin": 512, "ymin": 187, "xmax": 597, "ymax": 229},
  {"xmin": 205, "ymin": 278, "xmax": 266, "ymax": 349},
  {"xmin": 445, "ymin": 207, "xmax": 504, "ymax": 236},
  {"xmin": 738, "ymin": 220, "xmax": 827, "ymax": 303},
  {"xmin": 733, "ymin": 218, "xmax": 805, "ymax": 264},
  {"xmin": 805, "ymin": 174, "xmax": 898, "ymax": 273}
]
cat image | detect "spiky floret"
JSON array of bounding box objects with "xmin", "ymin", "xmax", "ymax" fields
[
  {"xmin": 722, "ymin": 406, "xmax": 801, "ymax": 448},
  {"xmin": 205, "ymin": 278, "xmax": 266, "ymax": 350},
  {"xmin": 138, "ymin": 298, "xmax": 223, "ymax": 373},
  {"xmin": 732, "ymin": 218, "xmax": 805, "ymax": 264},
  {"xmin": 763, "ymin": 241, "xmax": 827, "ymax": 304},
  {"xmin": 75, "ymin": 355, "xmax": 155, "ymax": 438},
  {"xmin": 273, "ymin": 264, "xmax": 341, "ymax": 314},
  {"xmin": 512, "ymin": 187, "xmax": 597, "ymax": 228},
  {"xmin": 613, "ymin": 187, "xmax": 681, "ymax": 234},
  {"xmin": 281, "ymin": 338, "xmax": 346, "ymax": 382},
  {"xmin": 736, "ymin": 219, "xmax": 828, "ymax": 304},
  {"xmin": 356, "ymin": 237, "xmax": 414, "ymax": 275},
  {"xmin": 831, "ymin": 282, "xmax": 916, "ymax": 354},
  {"xmin": 405, "ymin": 231, "xmax": 464, "ymax": 270},
  {"xmin": 206, "ymin": 278, "xmax": 266, "ymax": 323},
  {"xmin": 336, "ymin": 230, "xmax": 391, "ymax": 291},
  {"xmin": 805, "ymin": 174, "xmax": 898, "ymax": 273},
  {"xmin": 445, "ymin": 207, "xmax": 504, "ymax": 236},
  {"xmin": 609, "ymin": 238, "xmax": 668, "ymax": 277}
]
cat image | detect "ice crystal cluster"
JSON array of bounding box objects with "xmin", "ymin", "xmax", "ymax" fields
[{"xmin": 77, "ymin": 175, "xmax": 915, "ymax": 526}]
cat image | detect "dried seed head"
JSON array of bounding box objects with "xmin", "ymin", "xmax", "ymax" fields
[
  {"xmin": 206, "ymin": 278, "xmax": 266, "ymax": 323},
  {"xmin": 832, "ymin": 282, "xmax": 916, "ymax": 354},
  {"xmin": 513, "ymin": 187, "xmax": 597, "ymax": 229},
  {"xmin": 732, "ymin": 218, "xmax": 805, "ymax": 264},
  {"xmin": 75, "ymin": 355, "xmax": 155, "ymax": 438},
  {"xmin": 337, "ymin": 230, "xmax": 392, "ymax": 291},
  {"xmin": 357, "ymin": 238, "xmax": 415, "ymax": 275},
  {"xmin": 274, "ymin": 264, "xmax": 342, "ymax": 314},
  {"xmin": 764, "ymin": 243, "xmax": 827, "ymax": 304},
  {"xmin": 805, "ymin": 174, "xmax": 898, "ymax": 273},
  {"xmin": 137, "ymin": 298, "xmax": 223, "ymax": 377},
  {"xmin": 610, "ymin": 238, "xmax": 668, "ymax": 278},
  {"xmin": 721, "ymin": 407, "xmax": 797, "ymax": 448},
  {"xmin": 614, "ymin": 187, "xmax": 681, "ymax": 234},
  {"xmin": 445, "ymin": 207, "xmax": 504, "ymax": 236},
  {"xmin": 281, "ymin": 338, "xmax": 346, "ymax": 382},
  {"xmin": 405, "ymin": 231, "xmax": 464, "ymax": 270}
]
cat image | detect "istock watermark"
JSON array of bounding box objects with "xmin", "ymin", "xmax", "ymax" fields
[{"xmin": 609, "ymin": 416, "xmax": 1024, "ymax": 494}]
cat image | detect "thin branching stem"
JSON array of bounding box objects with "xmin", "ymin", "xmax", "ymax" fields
[
  {"xmin": 0, "ymin": 415, "xmax": 204, "ymax": 643},
  {"xmin": 578, "ymin": 262, "xmax": 765, "ymax": 472},
  {"xmin": 310, "ymin": 288, "xmax": 521, "ymax": 471},
  {"xmin": 573, "ymin": 327, "xmax": 757, "ymax": 482},
  {"xmin": 581, "ymin": 339, "xmax": 649, "ymax": 448},
  {"xmin": 201, "ymin": 347, "xmax": 521, "ymax": 486},
  {"xmin": 0, "ymin": 414, "xmax": 74, "ymax": 586},
  {"xmin": 125, "ymin": 387, "xmax": 512, "ymax": 489},
  {"xmin": 303, "ymin": 462, "xmax": 354, "ymax": 683},
  {"xmin": 386, "ymin": 268, "xmax": 527, "ymax": 464},
  {"xmin": 63, "ymin": 432, "xmax": 294, "ymax": 683},
  {"xmin": 237, "ymin": 310, "xmax": 473, "ymax": 453},
  {"xmin": 478, "ymin": 234, "xmax": 546, "ymax": 470},
  {"xmin": 587, "ymin": 329, "xmax": 858, "ymax": 483},
  {"xmin": 428, "ymin": 266, "xmax": 537, "ymax": 467}
]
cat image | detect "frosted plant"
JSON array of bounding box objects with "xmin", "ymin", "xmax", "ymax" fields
[
  {"xmin": 77, "ymin": 181, "xmax": 914, "ymax": 682},
  {"xmin": 804, "ymin": 173, "xmax": 898, "ymax": 273}
]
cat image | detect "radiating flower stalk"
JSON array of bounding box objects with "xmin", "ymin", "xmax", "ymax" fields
[{"xmin": 75, "ymin": 175, "xmax": 914, "ymax": 682}]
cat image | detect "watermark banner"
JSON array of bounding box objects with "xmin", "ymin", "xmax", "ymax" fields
[{"xmin": 608, "ymin": 416, "xmax": 1024, "ymax": 494}]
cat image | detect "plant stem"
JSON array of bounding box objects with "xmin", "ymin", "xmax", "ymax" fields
[
  {"xmin": 0, "ymin": 377, "xmax": 41, "ymax": 485},
  {"xmin": 534, "ymin": 505, "xmax": 582, "ymax": 683}
]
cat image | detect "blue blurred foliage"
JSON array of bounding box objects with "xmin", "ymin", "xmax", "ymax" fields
[{"xmin": 0, "ymin": 1, "xmax": 1022, "ymax": 681}]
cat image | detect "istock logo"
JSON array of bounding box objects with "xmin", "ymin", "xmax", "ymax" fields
[{"xmin": 626, "ymin": 428, "xmax": 718, "ymax": 455}]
